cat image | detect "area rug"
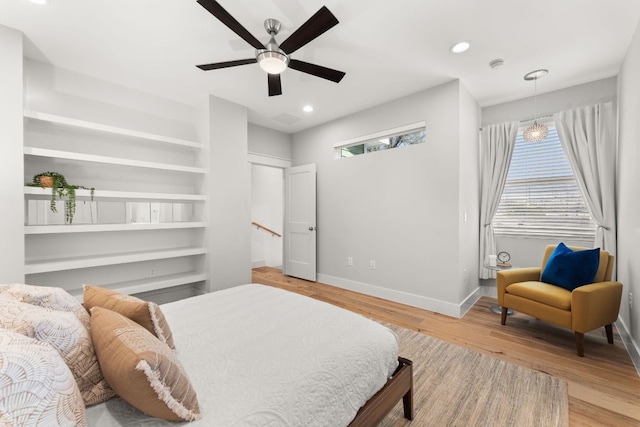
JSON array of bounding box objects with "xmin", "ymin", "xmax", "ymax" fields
[{"xmin": 378, "ymin": 322, "xmax": 569, "ymax": 427}]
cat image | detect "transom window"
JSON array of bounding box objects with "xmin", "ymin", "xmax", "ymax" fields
[
  {"xmin": 493, "ymin": 125, "xmax": 596, "ymax": 239},
  {"xmin": 335, "ymin": 122, "xmax": 426, "ymax": 159}
]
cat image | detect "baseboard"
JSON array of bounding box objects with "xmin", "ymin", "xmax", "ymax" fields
[
  {"xmin": 460, "ymin": 286, "xmax": 484, "ymax": 317},
  {"xmin": 615, "ymin": 317, "xmax": 640, "ymax": 377},
  {"xmin": 481, "ymin": 284, "xmax": 497, "ymax": 298},
  {"xmin": 252, "ymin": 260, "xmax": 266, "ymax": 268},
  {"xmin": 317, "ymin": 273, "xmax": 481, "ymax": 318}
]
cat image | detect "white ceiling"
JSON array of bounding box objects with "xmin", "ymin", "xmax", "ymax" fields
[{"xmin": 2, "ymin": 0, "xmax": 640, "ymax": 133}]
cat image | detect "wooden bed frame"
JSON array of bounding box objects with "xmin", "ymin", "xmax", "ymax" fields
[{"xmin": 349, "ymin": 357, "xmax": 414, "ymax": 426}]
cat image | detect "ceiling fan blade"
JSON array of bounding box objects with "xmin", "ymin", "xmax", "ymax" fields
[
  {"xmin": 279, "ymin": 6, "xmax": 339, "ymax": 54},
  {"xmin": 197, "ymin": 0, "xmax": 265, "ymax": 50},
  {"xmin": 288, "ymin": 59, "xmax": 345, "ymax": 83},
  {"xmin": 268, "ymin": 73, "xmax": 283, "ymax": 96},
  {"xmin": 196, "ymin": 58, "xmax": 256, "ymax": 70}
]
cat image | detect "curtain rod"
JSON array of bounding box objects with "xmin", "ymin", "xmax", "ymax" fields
[{"xmin": 479, "ymin": 114, "xmax": 554, "ymax": 131}]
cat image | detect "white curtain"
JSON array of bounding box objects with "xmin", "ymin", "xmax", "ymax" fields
[
  {"xmin": 479, "ymin": 122, "xmax": 518, "ymax": 279},
  {"xmin": 554, "ymin": 102, "xmax": 617, "ymax": 257}
]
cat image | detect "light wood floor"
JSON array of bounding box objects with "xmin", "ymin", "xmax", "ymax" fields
[{"xmin": 252, "ymin": 267, "xmax": 640, "ymax": 427}]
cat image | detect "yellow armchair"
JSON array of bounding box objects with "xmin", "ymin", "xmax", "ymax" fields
[{"xmin": 497, "ymin": 245, "xmax": 622, "ymax": 357}]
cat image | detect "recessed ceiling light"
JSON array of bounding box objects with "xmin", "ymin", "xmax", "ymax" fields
[
  {"xmin": 302, "ymin": 105, "xmax": 314, "ymax": 113},
  {"xmin": 450, "ymin": 41, "xmax": 471, "ymax": 54},
  {"xmin": 29, "ymin": 0, "xmax": 48, "ymax": 4}
]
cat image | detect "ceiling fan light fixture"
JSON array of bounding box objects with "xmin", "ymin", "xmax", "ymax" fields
[
  {"xmin": 196, "ymin": 2, "xmax": 344, "ymax": 96},
  {"xmin": 258, "ymin": 51, "xmax": 289, "ymax": 74}
]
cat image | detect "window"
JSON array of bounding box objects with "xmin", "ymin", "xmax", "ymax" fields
[
  {"xmin": 335, "ymin": 122, "xmax": 426, "ymax": 158},
  {"xmin": 493, "ymin": 125, "xmax": 596, "ymax": 239}
]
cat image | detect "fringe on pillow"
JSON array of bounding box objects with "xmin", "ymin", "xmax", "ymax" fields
[
  {"xmin": 135, "ymin": 360, "xmax": 201, "ymax": 422},
  {"xmin": 146, "ymin": 303, "xmax": 168, "ymax": 345}
]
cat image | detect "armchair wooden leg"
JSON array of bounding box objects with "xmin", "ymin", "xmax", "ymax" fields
[
  {"xmin": 605, "ymin": 324, "xmax": 614, "ymax": 344},
  {"xmin": 575, "ymin": 332, "xmax": 585, "ymax": 357},
  {"xmin": 501, "ymin": 307, "xmax": 508, "ymax": 325}
]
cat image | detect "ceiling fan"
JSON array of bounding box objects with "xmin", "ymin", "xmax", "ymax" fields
[{"xmin": 196, "ymin": 0, "xmax": 346, "ymax": 96}]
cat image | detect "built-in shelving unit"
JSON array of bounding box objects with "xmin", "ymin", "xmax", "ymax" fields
[{"xmin": 23, "ymin": 109, "xmax": 208, "ymax": 298}]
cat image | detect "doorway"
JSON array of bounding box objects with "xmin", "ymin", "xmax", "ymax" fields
[{"xmin": 250, "ymin": 163, "xmax": 284, "ymax": 269}]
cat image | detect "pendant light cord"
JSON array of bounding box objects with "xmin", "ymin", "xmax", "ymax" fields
[{"xmin": 534, "ymin": 76, "xmax": 538, "ymax": 120}]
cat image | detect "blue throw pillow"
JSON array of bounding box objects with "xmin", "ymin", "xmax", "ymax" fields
[{"xmin": 541, "ymin": 243, "xmax": 600, "ymax": 291}]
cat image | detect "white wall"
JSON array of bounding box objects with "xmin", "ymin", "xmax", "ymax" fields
[
  {"xmin": 0, "ymin": 25, "xmax": 24, "ymax": 283},
  {"xmin": 205, "ymin": 95, "xmax": 252, "ymax": 291},
  {"xmin": 248, "ymin": 123, "xmax": 292, "ymax": 160},
  {"xmin": 251, "ymin": 164, "xmax": 284, "ymax": 268},
  {"xmin": 617, "ymin": 20, "xmax": 640, "ymax": 365},
  {"xmin": 458, "ymin": 84, "xmax": 481, "ymax": 303},
  {"xmin": 481, "ymin": 77, "xmax": 618, "ymax": 269},
  {"xmin": 292, "ymin": 80, "xmax": 480, "ymax": 316}
]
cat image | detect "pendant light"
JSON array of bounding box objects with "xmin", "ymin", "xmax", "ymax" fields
[{"xmin": 523, "ymin": 69, "xmax": 549, "ymax": 142}]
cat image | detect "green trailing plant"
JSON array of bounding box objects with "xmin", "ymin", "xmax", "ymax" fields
[{"xmin": 27, "ymin": 171, "xmax": 95, "ymax": 224}]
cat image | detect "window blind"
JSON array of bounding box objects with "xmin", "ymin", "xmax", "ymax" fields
[{"xmin": 493, "ymin": 126, "xmax": 596, "ymax": 239}]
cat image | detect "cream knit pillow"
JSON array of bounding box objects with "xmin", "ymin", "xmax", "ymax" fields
[
  {"xmin": 0, "ymin": 283, "xmax": 90, "ymax": 328},
  {"xmin": 0, "ymin": 329, "xmax": 87, "ymax": 426},
  {"xmin": 0, "ymin": 296, "xmax": 114, "ymax": 406}
]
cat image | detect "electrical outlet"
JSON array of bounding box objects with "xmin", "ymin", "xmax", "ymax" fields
[
  {"xmin": 463, "ymin": 269, "xmax": 468, "ymax": 284},
  {"xmin": 630, "ymin": 292, "xmax": 633, "ymax": 311},
  {"xmin": 370, "ymin": 260, "xmax": 376, "ymax": 270},
  {"xmin": 347, "ymin": 257, "xmax": 353, "ymax": 266},
  {"xmin": 150, "ymin": 268, "xmax": 156, "ymax": 277}
]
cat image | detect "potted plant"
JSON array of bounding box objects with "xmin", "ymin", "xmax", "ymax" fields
[{"xmin": 27, "ymin": 171, "xmax": 94, "ymax": 224}]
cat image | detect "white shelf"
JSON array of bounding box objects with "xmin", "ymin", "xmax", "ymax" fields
[
  {"xmin": 25, "ymin": 222, "xmax": 207, "ymax": 235},
  {"xmin": 25, "ymin": 247, "xmax": 207, "ymax": 274},
  {"xmin": 65, "ymin": 272, "xmax": 208, "ymax": 298},
  {"xmin": 24, "ymin": 110, "xmax": 202, "ymax": 149},
  {"xmin": 24, "ymin": 186, "xmax": 207, "ymax": 202},
  {"xmin": 24, "ymin": 147, "xmax": 207, "ymax": 174},
  {"xmin": 109, "ymin": 272, "xmax": 208, "ymax": 296}
]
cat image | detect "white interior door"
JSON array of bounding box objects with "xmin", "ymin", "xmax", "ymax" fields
[{"xmin": 284, "ymin": 164, "xmax": 317, "ymax": 281}]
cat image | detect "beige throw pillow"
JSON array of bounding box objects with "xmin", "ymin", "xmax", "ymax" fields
[
  {"xmin": 0, "ymin": 296, "xmax": 115, "ymax": 406},
  {"xmin": 0, "ymin": 329, "xmax": 87, "ymax": 426},
  {"xmin": 90, "ymin": 307, "xmax": 200, "ymax": 421},
  {"xmin": 83, "ymin": 285, "xmax": 175, "ymax": 349}
]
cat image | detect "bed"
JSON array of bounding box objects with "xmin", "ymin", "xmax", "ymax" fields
[
  {"xmin": 0, "ymin": 283, "xmax": 412, "ymax": 426},
  {"xmin": 83, "ymin": 284, "xmax": 413, "ymax": 426}
]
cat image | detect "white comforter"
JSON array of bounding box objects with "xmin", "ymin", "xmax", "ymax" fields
[{"xmin": 86, "ymin": 284, "xmax": 399, "ymax": 426}]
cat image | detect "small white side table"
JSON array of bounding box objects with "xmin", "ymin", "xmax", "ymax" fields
[{"xmin": 484, "ymin": 264, "xmax": 514, "ymax": 315}]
